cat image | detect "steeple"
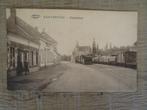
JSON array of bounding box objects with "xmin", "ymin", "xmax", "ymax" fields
[
  {"xmin": 92, "ymin": 38, "xmax": 96, "ymax": 55},
  {"xmin": 8, "ymin": 8, "xmax": 17, "ymax": 32}
]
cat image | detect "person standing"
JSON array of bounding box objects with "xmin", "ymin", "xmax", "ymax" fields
[
  {"xmin": 24, "ymin": 60, "xmax": 29, "ymax": 75},
  {"xmin": 17, "ymin": 50, "xmax": 23, "ymax": 76}
]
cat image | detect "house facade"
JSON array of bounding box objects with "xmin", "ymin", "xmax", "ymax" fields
[
  {"xmin": 7, "ymin": 33, "xmax": 40, "ymax": 76},
  {"xmin": 7, "ymin": 9, "xmax": 40, "ymax": 77},
  {"xmin": 39, "ymin": 31, "xmax": 60, "ymax": 67},
  {"xmin": 7, "ymin": 9, "xmax": 60, "ymax": 77}
]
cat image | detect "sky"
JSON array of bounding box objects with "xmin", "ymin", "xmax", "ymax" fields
[{"xmin": 6, "ymin": 9, "xmax": 137, "ymax": 55}]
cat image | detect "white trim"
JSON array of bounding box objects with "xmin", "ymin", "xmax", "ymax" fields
[{"xmin": 7, "ymin": 33, "xmax": 39, "ymax": 49}]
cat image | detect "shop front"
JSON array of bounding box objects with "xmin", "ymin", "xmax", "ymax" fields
[{"xmin": 7, "ymin": 41, "xmax": 39, "ymax": 77}]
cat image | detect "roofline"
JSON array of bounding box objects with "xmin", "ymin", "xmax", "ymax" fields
[{"xmin": 16, "ymin": 25, "xmax": 40, "ymax": 45}]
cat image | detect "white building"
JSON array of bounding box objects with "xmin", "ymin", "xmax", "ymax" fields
[{"xmin": 38, "ymin": 30, "xmax": 60, "ymax": 68}]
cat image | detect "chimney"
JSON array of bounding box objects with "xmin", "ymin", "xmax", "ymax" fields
[
  {"xmin": 10, "ymin": 8, "xmax": 16, "ymax": 24},
  {"xmin": 7, "ymin": 8, "xmax": 16, "ymax": 32}
]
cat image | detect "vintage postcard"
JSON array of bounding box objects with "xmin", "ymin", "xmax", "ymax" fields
[{"xmin": 6, "ymin": 8, "xmax": 137, "ymax": 92}]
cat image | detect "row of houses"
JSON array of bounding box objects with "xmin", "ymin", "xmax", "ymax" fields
[{"xmin": 7, "ymin": 9, "xmax": 60, "ymax": 77}]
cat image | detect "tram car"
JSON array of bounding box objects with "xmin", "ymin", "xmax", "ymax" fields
[
  {"xmin": 75, "ymin": 54, "xmax": 93, "ymax": 64},
  {"xmin": 108, "ymin": 55, "xmax": 117, "ymax": 65},
  {"xmin": 123, "ymin": 51, "xmax": 137, "ymax": 68},
  {"xmin": 115, "ymin": 51, "xmax": 136, "ymax": 68},
  {"xmin": 93, "ymin": 55, "xmax": 116, "ymax": 65},
  {"xmin": 92, "ymin": 56, "xmax": 99, "ymax": 63},
  {"xmin": 92, "ymin": 51, "xmax": 137, "ymax": 69}
]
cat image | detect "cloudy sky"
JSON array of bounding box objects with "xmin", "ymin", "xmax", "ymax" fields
[{"xmin": 7, "ymin": 9, "xmax": 137, "ymax": 55}]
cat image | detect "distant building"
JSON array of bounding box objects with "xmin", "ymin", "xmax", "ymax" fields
[{"xmin": 72, "ymin": 43, "xmax": 91, "ymax": 62}]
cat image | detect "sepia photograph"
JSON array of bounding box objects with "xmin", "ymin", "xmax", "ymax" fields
[{"xmin": 6, "ymin": 8, "xmax": 137, "ymax": 92}]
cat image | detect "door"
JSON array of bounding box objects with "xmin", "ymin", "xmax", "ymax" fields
[{"xmin": 17, "ymin": 49, "xmax": 23, "ymax": 76}]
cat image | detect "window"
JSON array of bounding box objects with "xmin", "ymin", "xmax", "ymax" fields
[
  {"xmin": 36, "ymin": 51, "xmax": 38, "ymax": 65},
  {"xmin": 32, "ymin": 51, "xmax": 33, "ymax": 66},
  {"xmin": 33, "ymin": 51, "xmax": 36, "ymax": 65},
  {"xmin": 29, "ymin": 51, "xmax": 33, "ymax": 66}
]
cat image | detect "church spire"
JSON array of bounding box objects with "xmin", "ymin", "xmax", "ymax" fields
[{"xmin": 92, "ymin": 38, "xmax": 96, "ymax": 55}]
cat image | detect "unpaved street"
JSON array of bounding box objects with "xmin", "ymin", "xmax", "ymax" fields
[{"xmin": 45, "ymin": 61, "xmax": 137, "ymax": 92}]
